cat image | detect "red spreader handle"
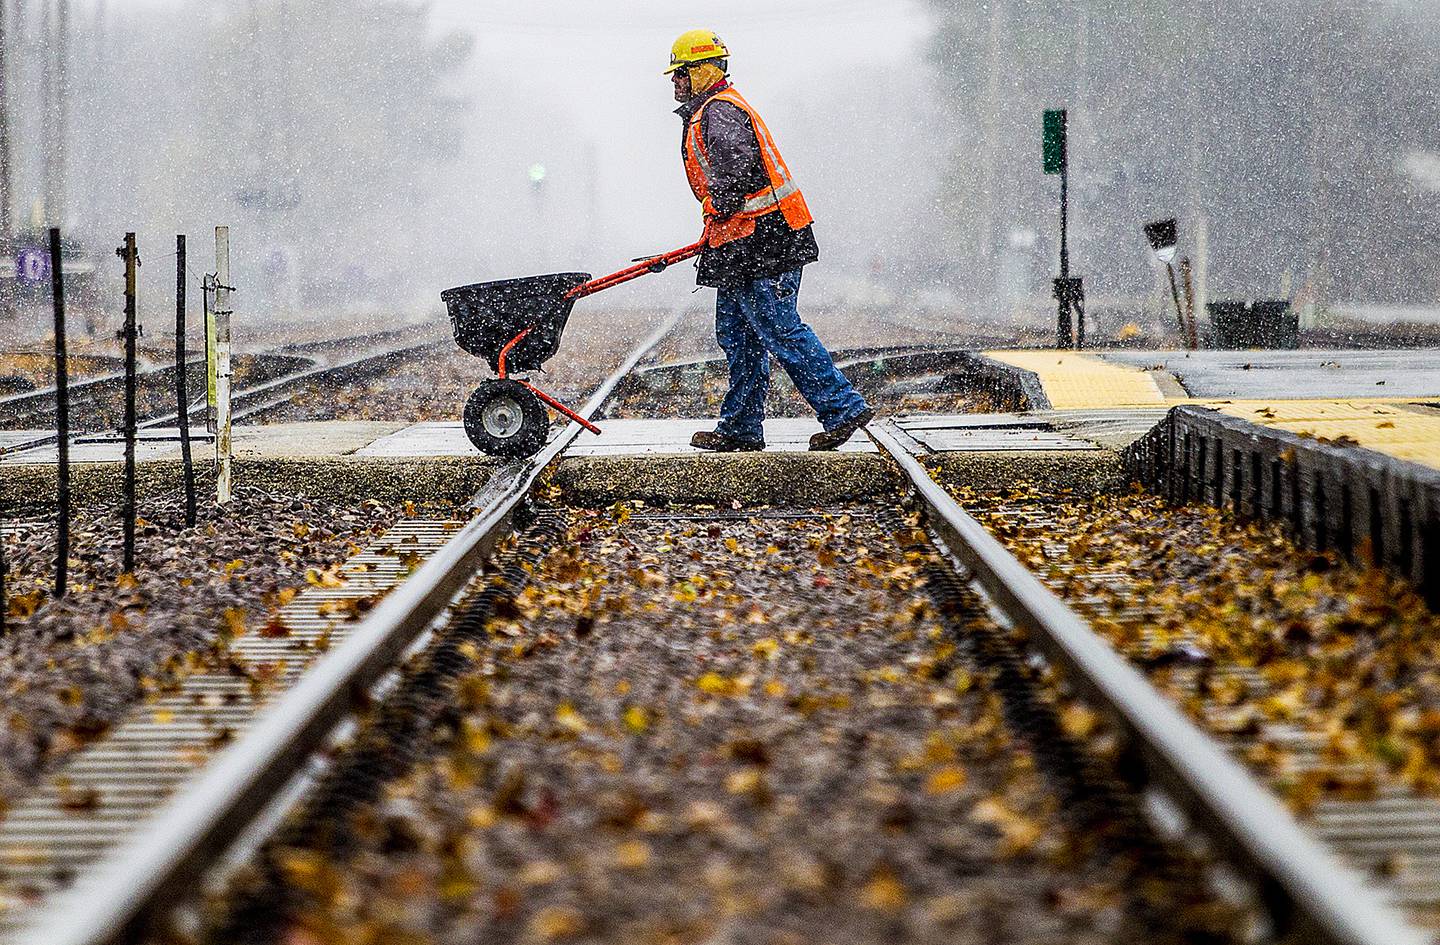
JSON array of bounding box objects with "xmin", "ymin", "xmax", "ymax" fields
[{"xmin": 565, "ymin": 238, "xmax": 707, "ymax": 300}]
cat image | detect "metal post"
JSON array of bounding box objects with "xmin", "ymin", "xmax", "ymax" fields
[
  {"xmin": 1194, "ymin": 216, "xmax": 1210, "ymax": 333},
  {"xmin": 1059, "ymin": 143, "xmax": 1069, "ymax": 281},
  {"xmin": 1165, "ymin": 262, "xmax": 1188, "ymax": 347},
  {"xmin": 214, "ymin": 226, "xmax": 232, "ymax": 506},
  {"xmin": 204, "ymin": 274, "xmax": 215, "ymax": 433},
  {"xmin": 118, "ymin": 233, "xmax": 138, "ymax": 573},
  {"xmin": 176, "ymin": 235, "xmax": 195, "ymax": 526},
  {"xmin": 1179, "ymin": 257, "xmax": 1199, "ymax": 350},
  {"xmin": 1056, "ymin": 149, "xmax": 1071, "ymax": 347},
  {"xmin": 50, "ymin": 227, "xmax": 69, "ymax": 597},
  {"xmin": 0, "ymin": 473, "xmax": 5, "ymax": 637}
]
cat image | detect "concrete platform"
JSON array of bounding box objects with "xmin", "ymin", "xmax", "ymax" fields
[
  {"xmin": 985, "ymin": 350, "xmax": 1168, "ymax": 408},
  {"xmin": 5, "ymin": 347, "xmax": 1437, "ymax": 475},
  {"xmin": 0, "ymin": 413, "xmax": 1119, "ymax": 513},
  {"xmin": 2, "ymin": 422, "xmax": 406, "ymax": 465},
  {"xmin": 354, "ymin": 416, "xmax": 1100, "ymax": 459},
  {"xmin": 1216, "ymin": 400, "xmax": 1440, "ymax": 467},
  {"xmin": 0, "ymin": 414, "xmax": 1102, "ymax": 478},
  {"xmin": 975, "ymin": 349, "xmax": 1440, "ymax": 471},
  {"xmin": 1099, "ymin": 349, "xmax": 1440, "ymax": 401},
  {"xmin": 985, "ymin": 348, "xmax": 1440, "ymax": 409}
]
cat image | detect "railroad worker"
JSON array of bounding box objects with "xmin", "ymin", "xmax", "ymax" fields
[{"xmin": 667, "ymin": 30, "xmax": 874, "ymax": 452}]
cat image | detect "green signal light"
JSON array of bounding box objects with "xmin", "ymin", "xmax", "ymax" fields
[
  {"xmin": 1042, "ymin": 109, "xmax": 1066, "ymax": 175},
  {"xmin": 528, "ymin": 163, "xmax": 547, "ymax": 183}
]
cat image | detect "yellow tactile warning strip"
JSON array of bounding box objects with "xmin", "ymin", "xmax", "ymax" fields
[
  {"xmin": 1217, "ymin": 400, "xmax": 1440, "ymax": 469},
  {"xmin": 984, "ymin": 351, "xmax": 1167, "ymax": 409}
]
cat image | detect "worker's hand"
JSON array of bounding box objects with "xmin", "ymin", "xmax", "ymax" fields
[{"xmin": 702, "ymin": 214, "xmax": 732, "ymax": 245}]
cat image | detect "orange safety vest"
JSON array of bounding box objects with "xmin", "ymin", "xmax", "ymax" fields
[{"xmin": 684, "ymin": 86, "xmax": 814, "ymax": 248}]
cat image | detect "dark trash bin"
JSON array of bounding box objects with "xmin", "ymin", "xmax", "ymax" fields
[
  {"xmin": 1206, "ymin": 299, "xmax": 1297, "ymax": 349},
  {"xmin": 1206, "ymin": 300, "xmax": 1249, "ymax": 348},
  {"xmin": 1250, "ymin": 299, "xmax": 1299, "ymax": 348}
]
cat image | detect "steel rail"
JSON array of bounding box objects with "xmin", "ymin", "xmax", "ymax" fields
[
  {"xmin": 17, "ymin": 309, "xmax": 685, "ymax": 945},
  {"xmin": 0, "ymin": 330, "xmax": 442, "ymax": 457},
  {"xmin": 144, "ymin": 338, "xmax": 448, "ymax": 428},
  {"xmin": 866, "ymin": 419, "xmax": 1426, "ymax": 945}
]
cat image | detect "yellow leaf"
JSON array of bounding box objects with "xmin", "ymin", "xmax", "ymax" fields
[
  {"xmin": 613, "ymin": 840, "xmax": 651, "ymax": 869},
  {"xmin": 725, "ymin": 768, "xmax": 764, "ymax": 795},
  {"xmin": 696, "ymin": 672, "xmax": 750, "ymax": 697},
  {"xmin": 971, "ymin": 798, "xmax": 1044, "ymax": 855},
  {"xmin": 152, "ymin": 709, "xmax": 174, "ymax": 725},
  {"xmin": 304, "ymin": 567, "xmax": 345, "ymax": 588},
  {"xmin": 860, "ymin": 867, "xmax": 907, "ymax": 911},
  {"xmin": 222, "ymin": 607, "xmax": 246, "ymax": 637},
  {"xmin": 622, "ymin": 705, "xmax": 650, "ymax": 734},
  {"xmin": 530, "ymin": 905, "xmax": 585, "ymax": 940},
  {"xmin": 518, "ymin": 860, "xmax": 563, "ymax": 885},
  {"xmin": 751, "ymin": 637, "xmax": 780, "ymax": 660},
  {"xmin": 462, "ymin": 719, "xmax": 492, "ymax": 754},
  {"xmin": 724, "ymin": 537, "xmax": 739, "ymax": 553},
  {"xmin": 924, "ymin": 765, "xmax": 967, "ymax": 795},
  {"xmin": 554, "ymin": 701, "xmax": 588, "ymax": 734},
  {"xmin": 1059, "ymin": 704, "xmax": 1099, "ymax": 739},
  {"xmin": 466, "ymin": 805, "xmax": 498, "ymax": 829}
]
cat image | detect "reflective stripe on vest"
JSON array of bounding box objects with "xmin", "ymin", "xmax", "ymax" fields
[
  {"xmin": 741, "ymin": 178, "xmax": 800, "ymax": 214},
  {"xmin": 683, "ymin": 86, "xmax": 813, "ymax": 247}
]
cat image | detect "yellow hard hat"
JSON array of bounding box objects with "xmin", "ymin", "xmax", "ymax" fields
[{"xmin": 664, "ymin": 29, "xmax": 729, "ymax": 74}]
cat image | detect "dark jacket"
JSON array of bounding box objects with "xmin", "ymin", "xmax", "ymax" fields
[{"xmin": 676, "ymin": 82, "xmax": 820, "ymax": 288}]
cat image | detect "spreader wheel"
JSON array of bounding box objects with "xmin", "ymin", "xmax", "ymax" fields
[{"xmin": 463, "ymin": 379, "xmax": 549, "ymax": 458}]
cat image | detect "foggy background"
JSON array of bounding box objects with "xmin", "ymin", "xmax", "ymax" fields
[{"xmin": 2, "ymin": 0, "xmax": 1438, "ymax": 335}]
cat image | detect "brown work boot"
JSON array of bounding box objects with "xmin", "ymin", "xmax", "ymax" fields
[
  {"xmin": 691, "ymin": 430, "xmax": 766, "ymax": 452},
  {"xmin": 808, "ymin": 409, "xmax": 875, "ymax": 451}
]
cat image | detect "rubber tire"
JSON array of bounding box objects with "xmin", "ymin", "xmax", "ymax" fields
[{"xmin": 463, "ymin": 379, "xmax": 549, "ymax": 458}]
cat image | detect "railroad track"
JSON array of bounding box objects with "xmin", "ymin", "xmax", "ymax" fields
[
  {"xmin": 0, "ymin": 308, "xmax": 686, "ymax": 945},
  {"xmin": 869, "ymin": 423, "xmax": 1425, "ymax": 945},
  {"xmin": 0, "ymin": 328, "xmax": 446, "ymax": 459},
  {"xmin": 613, "ymin": 343, "xmax": 1042, "ymax": 418},
  {"xmin": 953, "ymin": 484, "xmax": 1440, "ymax": 934},
  {"xmin": 0, "ymin": 350, "xmax": 1422, "ymax": 943}
]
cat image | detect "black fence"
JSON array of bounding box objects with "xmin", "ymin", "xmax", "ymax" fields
[{"xmin": 1122, "ymin": 405, "xmax": 1440, "ymax": 608}]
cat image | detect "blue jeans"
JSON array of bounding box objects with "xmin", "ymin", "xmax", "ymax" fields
[{"xmin": 714, "ymin": 269, "xmax": 870, "ymax": 443}]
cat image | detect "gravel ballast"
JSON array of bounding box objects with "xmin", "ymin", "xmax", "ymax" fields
[
  {"xmin": 941, "ymin": 479, "xmax": 1440, "ymax": 809},
  {"xmin": 216, "ymin": 505, "xmax": 1239, "ymax": 944},
  {"xmin": 0, "ymin": 486, "xmax": 418, "ymax": 804}
]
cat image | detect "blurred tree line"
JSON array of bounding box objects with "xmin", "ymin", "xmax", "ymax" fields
[
  {"xmin": 176, "ymin": 0, "xmax": 472, "ymax": 311},
  {"xmin": 925, "ymin": 0, "xmax": 1440, "ymax": 311},
  {"xmin": 7, "ymin": 0, "xmax": 473, "ymax": 317}
]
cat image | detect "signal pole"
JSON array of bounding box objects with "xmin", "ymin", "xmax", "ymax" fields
[
  {"xmin": 52, "ymin": 0, "xmax": 70, "ymax": 226},
  {"xmin": 1044, "ymin": 109, "xmax": 1085, "ymax": 349}
]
